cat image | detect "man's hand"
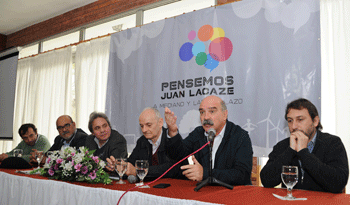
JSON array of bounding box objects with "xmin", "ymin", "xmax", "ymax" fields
[
  {"xmin": 29, "ymin": 149, "xmax": 38, "ymax": 164},
  {"xmin": 290, "ymin": 134, "xmax": 297, "ymax": 151},
  {"xmin": 29, "ymin": 149, "xmax": 47, "ymax": 165},
  {"xmin": 40, "ymin": 156, "xmax": 47, "ymax": 164},
  {"xmin": 180, "ymin": 155, "xmax": 203, "ymax": 181},
  {"xmin": 164, "ymin": 107, "xmax": 178, "ymax": 137},
  {"xmin": 290, "ymin": 131, "xmax": 309, "ymax": 152},
  {"xmin": 106, "ymin": 156, "xmax": 116, "ymax": 172},
  {"xmin": 125, "ymin": 162, "xmax": 137, "ymax": 176},
  {"xmin": 0, "ymin": 153, "xmax": 8, "ymax": 162}
]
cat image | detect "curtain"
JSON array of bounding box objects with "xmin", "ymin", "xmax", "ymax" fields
[
  {"xmin": 0, "ymin": 57, "xmax": 32, "ymax": 153},
  {"xmin": 0, "ymin": 47, "xmax": 73, "ymax": 153},
  {"xmin": 320, "ymin": 0, "xmax": 350, "ymax": 193},
  {"xmin": 0, "ymin": 36, "xmax": 111, "ymax": 153},
  {"xmin": 75, "ymin": 36, "xmax": 111, "ymax": 134}
]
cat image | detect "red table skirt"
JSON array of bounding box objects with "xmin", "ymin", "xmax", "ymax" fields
[{"xmin": 1, "ymin": 168, "xmax": 349, "ymax": 204}]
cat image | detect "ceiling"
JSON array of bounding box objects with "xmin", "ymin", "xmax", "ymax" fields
[{"xmin": 0, "ymin": 0, "xmax": 97, "ymax": 35}]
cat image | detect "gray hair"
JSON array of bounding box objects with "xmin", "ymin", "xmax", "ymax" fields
[
  {"xmin": 88, "ymin": 112, "xmax": 112, "ymax": 133},
  {"xmin": 140, "ymin": 107, "xmax": 161, "ymax": 120},
  {"xmin": 220, "ymin": 100, "xmax": 227, "ymax": 111}
]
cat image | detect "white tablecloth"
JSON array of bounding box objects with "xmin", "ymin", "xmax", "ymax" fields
[{"xmin": 0, "ymin": 171, "xmax": 217, "ymax": 205}]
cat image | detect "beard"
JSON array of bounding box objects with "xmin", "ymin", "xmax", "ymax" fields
[
  {"xmin": 291, "ymin": 125, "xmax": 316, "ymax": 139},
  {"xmin": 61, "ymin": 131, "xmax": 73, "ymax": 141},
  {"xmin": 28, "ymin": 141, "xmax": 36, "ymax": 146}
]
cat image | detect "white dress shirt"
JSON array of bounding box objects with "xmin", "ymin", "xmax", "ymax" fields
[
  {"xmin": 205, "ymin": 124, "xmax": 226, "ymax": 167},
  {"xmin": 148, "ymin": 130, "xmax": 163, "ymax": 155}
]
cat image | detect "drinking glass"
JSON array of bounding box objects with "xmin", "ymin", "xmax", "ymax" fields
[
  {"xmin": 115, "ymin": 158, "xmax": 127, "ymax": 184},
  {"xmin": 281, "ymin": 165, "xmax": 298, "ymax": 200},
  {"xmin": 35, "ymin": 151, "xmax": 44, "ymax": 169},
  {"xmin": 14, "ymin": 149, "xmax": 23, "ymax": 157},
  {"xmin": 46, "ymin": 151, "xmax": 54, "ymax": 158},
  {"xmin": 135, "ymin": 160, "xmax": 149, "ymax": 188}
]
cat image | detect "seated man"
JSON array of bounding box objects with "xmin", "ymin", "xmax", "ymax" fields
[
  {"xmin": 30, "ymin": 115, "xmax": 87, "ymax": 164},
  {"xmin": 165, "ymin": 95, "xmax": 253, "ymax": 185},
  {"xmin": 260, "ymin": 98, "xmax": 349, "ymax": 193},
  {"xmin": 49, "ymin": 115, "xmax": 87, "ymax": 151},
  {"xmin": 85, "ymin": 112, "xmax": 127, "ymax": 161},
  {"xmin": 0, "ymin": 123, "xmax": 50, "ymax": 163},
  {"xmin": 107, "ymin": 107, "xmax": 183, "ymax": 179}
]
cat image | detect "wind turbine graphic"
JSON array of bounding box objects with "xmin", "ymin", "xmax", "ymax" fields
[
  {"xmin": 270, "ymin": 120, "xmax": 283, "ymax": 144},
  {"xmin": 282, "ymin": 126, "xmax": 290, "ymax": 138},
  {"xmin": 257, "ymin": 107, "xmax": 275, "ymax": 149}
]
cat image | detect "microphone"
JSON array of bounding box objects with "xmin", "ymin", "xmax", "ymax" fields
[
  {"xmin": 207, "ymin": 128, "xmax": 216, "ymax": 142},
  {"xmin": 127, "ymin": 175, "xmax": 138, "ymax": 184}
]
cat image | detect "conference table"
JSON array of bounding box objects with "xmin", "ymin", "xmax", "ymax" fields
[{"xmin": 1, "ymin": 168, "xmax": 349, "ymax": 205}]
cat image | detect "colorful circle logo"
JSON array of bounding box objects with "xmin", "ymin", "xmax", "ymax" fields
[{"xmin": 179, "ymin": 25, "xmax": 233, "ymax": 71}]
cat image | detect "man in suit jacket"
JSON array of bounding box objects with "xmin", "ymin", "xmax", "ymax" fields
[
  {"xmin": 48, "ymin": 115, "xmax": 87, "ymax": 151},
  {"xmin": 85, "ymin": 112, "xmax": 127, "ymax": 161},
  {"xmin": 106, "ymin": 108, "xmax": 182, "ymax": 179},
  {"xmin": 260, "ymin": 98, "xmax": 349, "ymax": 193},
  {"xmin": 164, "ymin": 95, "xmax": 253, "ymax": 185},
  {"xmin": 30, "ymin": 115, "xmax": 87, "ymax": 164}
]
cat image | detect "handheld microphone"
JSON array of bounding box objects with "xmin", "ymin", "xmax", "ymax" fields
[
  {"xmin": 127, "ymin": 175, "xmax": 138, "ymax": 184},
  {"xmin": 208, "ymin": 128, "xmax": 216, "ymax": 142}
]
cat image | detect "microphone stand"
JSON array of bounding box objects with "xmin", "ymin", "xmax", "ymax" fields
[{"xmin": 194, "ymin": 139, "xmax": 233, "ymax": 191}]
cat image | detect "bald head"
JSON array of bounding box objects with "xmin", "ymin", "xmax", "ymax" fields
[
  {"xmin": 140, "ymin": 107, "xmax": 161, "ymax": 120},
  {"xmin": 56, "ymin": 115, "xmax": 73, "ymax": 125},
  {"xmin": 139, "ymin": 108, "xmax": 163, "ymax": 143},
  {"xmin": 200, "ymin": 95, "xmax": 227, "ymax": 111}
]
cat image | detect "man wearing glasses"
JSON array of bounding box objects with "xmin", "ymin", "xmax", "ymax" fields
[
  {"xmin": 48, "ymin": 115, "xmax": 88, "ymax": 151},
  {"xmin": 30, "ymin": 115, "xmax": 87, "ymax": 164}
]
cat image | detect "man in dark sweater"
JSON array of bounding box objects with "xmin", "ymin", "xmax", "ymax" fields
[
  {"xmin": 106, "ymin": 108, "xmax": 182, "ymax": 179},
  {"xmin": 260, "ymin": 98, "xmax": 349, "ymax": 193},
  {"xmin": 164, "ymin": 95, "xmax": 253, "ymax": 185},
  {"xmin": 85, "ymin": 112, "xmax": 127, "ymax": 161}
]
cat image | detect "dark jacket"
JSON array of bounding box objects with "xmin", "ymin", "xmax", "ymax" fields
[
  {"xmin": 166, "ymin": 120, "xmax": 253, "ymax": 185},
  {"xmin": 128, "ymin": 127, "xmax": 183, "ymax": 179},
  {"xmin": 260, "ymin": 130, "xmax": 349, "ymax": 193},
  {"xmin": 85, "ymin": 129, "xmax": 127, "ymax": 161},
  {"xmin": 48, "ymin": 128, "xmax": 87, "ymax": 152}
]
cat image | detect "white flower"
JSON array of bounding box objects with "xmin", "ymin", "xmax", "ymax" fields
[
  {"xmin": 72, "ymin": 152, "xmax": 84, "ymax": 164},
  {"xmin": 79, "ymin": 146, "xmax": 86, "ymax": 153},
  {"xmin": 99, "ymin": 160, "xmax": 106, "ymax": 168},
  {"xmin": 59, "ymin": 161, "xmax": 66, "ymax": 169},
  {"xmin": 63, "ymin": 168, "xmax": 72, "ymax": 177},
  {"xmin": 59, "ymin": 147, "xmax": 66, "ymax": 157},
  {"xmin": 65, "ymin": 147, "xmax": 75, "ymax": 154},
  {"xmin": 63, "ymin": 162, "xmax": 73, "ymax": 171},
  {"xmin": 50, "ymin": 155, "xmax": 58, "ymax": 161},
  {"xmin": 59, "ymin": 146, "xmax": 75, "ymax": 158},
  {"xmin": 41, "ymin": 146, "xmax": 110, "ymax": 184}
]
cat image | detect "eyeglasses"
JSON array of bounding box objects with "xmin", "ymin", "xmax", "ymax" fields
[{"xmin": 57, "ymin": 122, "xmax": 72, "ymax": 131}]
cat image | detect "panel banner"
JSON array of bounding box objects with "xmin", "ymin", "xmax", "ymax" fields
[{"xmin": 106, "ymin": 0, "xmax": 321, "ymax": 156}]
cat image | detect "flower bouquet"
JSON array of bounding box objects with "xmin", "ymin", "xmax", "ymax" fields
[{"xmin": 33, "ymin": 146, "xmax": 112, "ymax": 184}]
